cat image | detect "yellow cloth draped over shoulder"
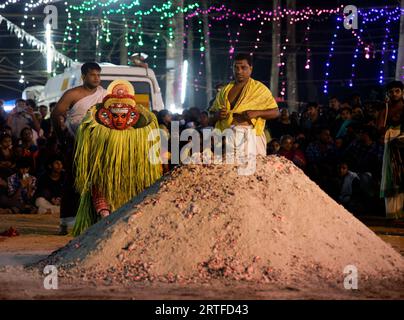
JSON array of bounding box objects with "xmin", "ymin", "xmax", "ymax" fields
[{"xmin": 209, "ymin": 78, "xmax": 278, "ymax": 136}]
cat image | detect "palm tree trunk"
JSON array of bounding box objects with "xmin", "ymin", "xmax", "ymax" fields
[
  {"xmin": 270, "ymin": 0, "xmax": 281, "ymax": 98},
  {"xmin": 286, "ymin": 0, "xmax": 298, "ymax": 112}
]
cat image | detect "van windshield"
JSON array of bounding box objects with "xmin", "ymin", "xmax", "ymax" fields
[{"xmin": 100, "ymin": 80, "xmax": 153, "ymax": 110}]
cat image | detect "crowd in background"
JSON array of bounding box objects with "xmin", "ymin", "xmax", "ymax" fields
[
  {"xmin": 156, "ymin": 91, "xmax": 397, "ymax": 217},
  {"xmin": 0, "ymin": 86, "xmax": 400, "ymax": 218},
  {"xmin": 0, "ymin": 98, "xmax": 64, "ymax": 215}
]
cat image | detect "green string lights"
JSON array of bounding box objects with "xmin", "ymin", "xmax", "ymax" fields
[{"xmin": 62, "ymin": 1, "xmax": 200, "ymax": 63}]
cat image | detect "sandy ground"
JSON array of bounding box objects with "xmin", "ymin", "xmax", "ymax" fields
[{"xmin": 0, "ymin": 212, "xmax": 403, "ymax": 300}]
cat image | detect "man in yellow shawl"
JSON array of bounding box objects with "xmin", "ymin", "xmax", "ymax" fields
[
  {"xmin": 209, "ymin": 53, "xmax": 279, "ymax": 157},
  {"xmin": 72, "ymin": 80, "xmax": 162, "ymax": 236}
]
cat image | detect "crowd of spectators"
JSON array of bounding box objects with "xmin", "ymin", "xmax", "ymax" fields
[
  {"xmin": 0, "ymin": 88, "xmax": 395, "ymax": 218},
  {"xmin": 0, "ymin": 98, "xmax": 64, "ymax": 215},
  {"xmin": 156, "ymin": 93, "xmax": 391, "ymax": 217},
  {"xmin": 266, "ymin": 96, "xmax": 386, "ymax": 216}
]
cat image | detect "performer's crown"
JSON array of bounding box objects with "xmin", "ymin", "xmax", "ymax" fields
[{"xmin": 103, "ymin": 80, "xmax": 136, "ymax": 109}]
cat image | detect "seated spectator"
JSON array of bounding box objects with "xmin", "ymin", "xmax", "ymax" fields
[
  {"xmin": 197, "ymin": 111, "xmax": 213, "ymax": 132},
  {"xmin": 325, "ymin": 96, "xmax": 341, "ymax": 124},
  {"xmin": 6, "ymin": 99, "xmax": 40, "ymax": 141},
  {"xmin": 269, "ymin": 108, "xmax": 298, "ymax": 140},
  {"xmin": 279, "ymin": 135, "xmax": 306, "ymax": 169},
  {"xmin": 305, "ymin": 128, "xmax": 336, "ymax": 165},
  {"xmin": 39, "ymin": 105, "xmax": 52, "ymax": 138},
  {"xmin": 337, "ymin": 162, "xmax": 360, "ymax": 210},
  {"xmin": 267, "ymin": 138, "xmax": 280, "ymax": 155},
  {"xmin": 352, "ymin": 106, "xmax": 365, "ymax": 124},
  {"xmin": 300, "ymin": 102, "xmax": 329, "ymax": 141},
  {"xmin": 19, "ymin": 127, "xmax": 39, "ymax": 171},
  {"xmin": 7, "ymin": 157, "xmax": 37, "ymax": 214},
  {"xmin": 0, "ymin": 133, "xmax": 16, "ymax": 180},
  {"xmin": 335, "ymin": 107, "xmax": 353, "ymax": 139},
  {"xmin": 187, "ymin": 107, "xmax": 202, "ymax": 127},
  {"xmin": 294, "ymin": 132, "xmax": 308, "ymax": 152},
  {"xmin": 305, "ymin": 128, "xmax": 337, "ymax": 191},
  {"xmin": 343, "ymin": 125, "xmax": 383, "ymax": 180},
  {"xmin": 35, "ymin": 157, "xmax": 64, "ymax": 214},
  {"xmin": 36, "ymin": 136, "xmax": 62, "ymax": 177}
]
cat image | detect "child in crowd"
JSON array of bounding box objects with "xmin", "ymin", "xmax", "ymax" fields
[
  {"xmin": 0, "ymin": 133, "xmax": 16, "ymax": 180},
  {"xmin": 7, "ymin": 157, "xmax": 37, "ymax": 214},
  {"xmin": 279, "ymin": 135, "xmax": 306, "ymax": 169},
  {"xmin": 19, "ymin": 127, "xmax": 39, "ymax": 172},
  {"xmin": 35, "ymin": 156, "xmax": 64, "ymax": 215},
  {"xmin": 337, "ymin": 162, "xmax": 360, "ymax": 212}
]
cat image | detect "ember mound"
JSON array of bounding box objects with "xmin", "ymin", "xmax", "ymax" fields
[{"xmin": 41, "ymin": 156, "xmax": 404, "ymax": 285}]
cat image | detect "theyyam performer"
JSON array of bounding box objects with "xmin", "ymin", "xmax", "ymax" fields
[{"xmin": 72, "ymin": 80, "xmax": 162, "ymax": 236}]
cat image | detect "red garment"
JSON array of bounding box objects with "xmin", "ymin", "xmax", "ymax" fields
[
  {"xmin": 279, "ymin": 149, "xmax": 307, "ymax": 169},
  {"xmin": 91, "ymin": 187, "xmax": 110, "ymax": 214}
]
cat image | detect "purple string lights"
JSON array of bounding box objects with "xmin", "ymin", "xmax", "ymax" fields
[{"xmin": 323, "ymin": 16, "xmax": 341, "ymax": 94}]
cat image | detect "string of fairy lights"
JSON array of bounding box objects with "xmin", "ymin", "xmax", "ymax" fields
[{"xmin": 0, "ymin": 1, "xmax": 402, "ymax": 93}]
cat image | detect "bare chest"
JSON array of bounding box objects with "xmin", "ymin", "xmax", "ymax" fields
[{"xmin": 227, "ymin": 86, "xmax": 244, "ymax": 110}]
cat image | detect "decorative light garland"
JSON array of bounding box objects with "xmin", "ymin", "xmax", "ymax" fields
[
  {"xmin": 303, "ymin": 22, "xmax": 311, "ymax": 70},
  {"xmin": 378, "ymin": 15, "xmax": 391, "ymax": 85},
  {"xmin": 195, "ymin": 18, "xmax": 204, "ymax": 92},
  {"xmin": 0, "ymin": 14, "xmax": 73, "ymax": 67},
  {"xmin": 250, "ymin": 18, "xmax": 266, "ymax": 56},
  {"xmin": 2, "ymin": 2, "xmax": 402, "ymax": 91},
  {"xmin": 0, "ymin": 0, "xmax": 22, "ymax": 10},
  {"xmin": 323, "ymin": 16, "xmax": 341, "ymax": 94},
  {"xmin": 279, "ymin": 37, "xmax": 287, "ymax": 97},
  {"xmin": 225, "ymin": 20, "xmax": 235, "ymax": 79},
  {"xmin": 185, "ymin": 5, "xmax": 343, "ymax": 22}
]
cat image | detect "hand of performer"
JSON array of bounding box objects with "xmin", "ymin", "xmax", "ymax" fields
[{"xmin": 99, "ymin": 209, "xmax": 110, "ymax": 218}]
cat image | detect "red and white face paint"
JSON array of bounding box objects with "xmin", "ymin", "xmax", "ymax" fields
[{"xmin": 97, "ymin": 104, "xmax": 140, "ymax": 130}]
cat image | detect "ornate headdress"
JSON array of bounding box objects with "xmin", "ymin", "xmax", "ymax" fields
[{"xmin": 96, "ymin": 80, "xmax": 140, "ymax": 130}]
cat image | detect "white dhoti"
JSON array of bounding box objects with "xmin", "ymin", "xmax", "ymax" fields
[
  {"xmin": 225, "ymin": 125, "xmax": 267, "ymax": 158},
  {"xmin": 224, "ymin": 125, "xmax": 266, "ymax": 175},
  {"xmin": 65, "ymin": 86, "xmax": 107, "ymax": 136}
]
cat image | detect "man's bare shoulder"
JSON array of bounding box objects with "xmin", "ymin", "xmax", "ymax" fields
[
  {"xmin": 58, "ymin": 86, "xmax": 88, "ymax": 107},
  {"xmin": 63, "ymin": 86, "xmax": 85, "ymax": 98}
]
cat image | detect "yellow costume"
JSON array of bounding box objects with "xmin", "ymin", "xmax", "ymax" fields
[
  {"xmin": 72, "ymin": 80, "xmax": 162, "ymax": 236},
  {"xmin": 209, "ymin": 78, "xmax": 278, "ymax": 136}
]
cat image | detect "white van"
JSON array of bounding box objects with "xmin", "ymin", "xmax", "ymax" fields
[{"xmin": 23, "ymin": 63, "xmax": 164, "ymax": 111}]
